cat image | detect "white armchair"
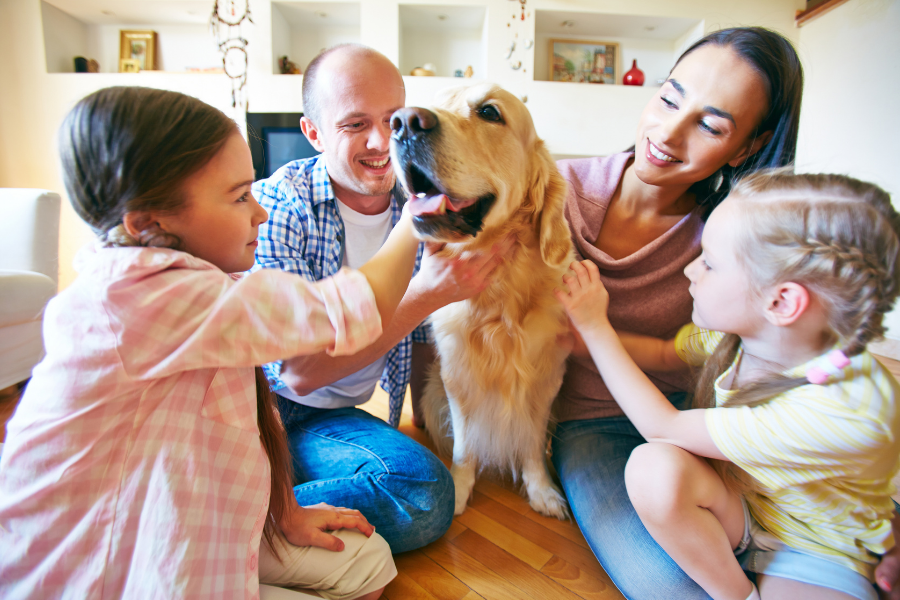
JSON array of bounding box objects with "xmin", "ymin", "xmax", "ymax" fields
[{"xmin": 0, "ymin": 189, "xmax": 61, "ymax": 390}]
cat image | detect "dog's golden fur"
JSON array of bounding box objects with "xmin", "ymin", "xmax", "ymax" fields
[{"xmin": 392, "ymin": 84, "xmax": 574, "ymax": 518}]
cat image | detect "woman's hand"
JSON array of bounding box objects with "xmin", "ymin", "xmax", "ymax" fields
[
  {"xmin": 279, "ymin": 502, "xmax": 375, "ymax": 552},
  {"xmin": 556, "ymin": 260, "xmax": 612, "ymax": 337}
]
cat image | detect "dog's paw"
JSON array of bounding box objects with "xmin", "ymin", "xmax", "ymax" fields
[
  {"xmin": 454, "ymin": 490, "xmax": 470, "ymax": 516},
  {"xmin": 450, "ymin": 463, "xmax": 476, "ymax": 515},
  {"xmin": 527, "ymin": 485, "xmax": 569, "ymax": 520}
]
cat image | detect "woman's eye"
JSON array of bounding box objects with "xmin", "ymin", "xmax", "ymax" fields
[
  {"xmin": 700, "ymin": 121, "xmax": 721, "ymax": 135},
  {"xmin": 702, "ymin": 260, "xmax": 711, "ymax": 271},
  {"xmin": 478, "ymin": 105, "xmax": 503, "ymax": 123},
  {"xmin": 661, "ymin": 96, "xmax": 677, "ymax": 108},
  {"xmin": 237, "ymin": 192, "xmax": 251, "ymax": 203}
]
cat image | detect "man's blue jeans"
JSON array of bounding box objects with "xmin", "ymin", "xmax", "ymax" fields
[
  {"xmin": 276, "ymin": 396, "xmax": 455, "ymax": 554},
  {"xmin": 551, "ymin": 393, "xmax": 711, "ymax": 600}
]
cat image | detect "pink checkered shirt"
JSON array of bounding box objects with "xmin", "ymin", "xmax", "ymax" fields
[{"xmin": 0, "ymin": 244, "xmax": 381, "ymax": 599}]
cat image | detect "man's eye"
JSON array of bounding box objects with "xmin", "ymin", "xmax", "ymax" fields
[{"xmin": 478, "ymin": 105, "xmax": 503, "ymax": 123}]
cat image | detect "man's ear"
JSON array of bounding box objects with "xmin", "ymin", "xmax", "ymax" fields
[
  {"xmin": 300, "ymin": 116, "xmax": 326, "ymax": 153},
  {"xmin": 764, "ymin": 282, "xmax": 810, "ymax": 326},
  {"xmin": 728, "ymin": 130, "xmax": 774, "ymax": 168}
]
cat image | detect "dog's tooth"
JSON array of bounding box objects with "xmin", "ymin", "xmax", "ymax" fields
[
  {"xmin": 438, "ymin": 196, "xmax": 447, "ymax": 215},
  {"xmin": 416, "ymin": 192, "xmax": 426, "ymax": 198}
]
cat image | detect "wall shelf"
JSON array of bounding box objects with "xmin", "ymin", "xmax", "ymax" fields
[
  {"xmin": 534, "ymin": 10, "xmax": 703, "ymax": 85},
  {"xmin": 399, "ymin": 4, "xmax": 486, "ymax": 78},
  {"xmin": 271, "ymin": 2, "xmax": 360, "ymax": 75},
  {"xmin": 40, "ymin": 0, "xmax": 221, "ymax": 74}
]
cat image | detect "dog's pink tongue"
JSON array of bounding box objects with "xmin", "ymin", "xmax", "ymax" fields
[
  {"xmin": 408, "ymin": 194, "xmax": 450, "ymax": 217},
  {"xmin": 408, "ymin": 193, "xmax": 478, "ymax": 216}
]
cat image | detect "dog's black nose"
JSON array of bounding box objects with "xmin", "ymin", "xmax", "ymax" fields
[{"xmin": 391, "ymin": 107, "xmax": 438, "ymax": 141}]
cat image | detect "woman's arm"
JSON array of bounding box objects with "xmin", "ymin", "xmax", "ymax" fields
[
  {"xmin": 556, "ymin": 260, "xmax": 726, "ymax": 459},
  {"xmin": 617, "ymin": 331, "xmax": 688, "ymax": 372}
]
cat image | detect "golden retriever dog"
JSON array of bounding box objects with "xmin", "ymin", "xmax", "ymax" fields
[{"xmin": 389, "ymin": 83, "xmax": 573, "ymax": 518}]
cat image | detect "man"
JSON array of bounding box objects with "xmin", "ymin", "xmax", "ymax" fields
[{"xmin": 251, "ymin": 44, "xmax": 507, "ymax": 553}]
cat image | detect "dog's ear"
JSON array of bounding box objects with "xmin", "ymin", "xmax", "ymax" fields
[{"xmin": 527, "ymin": 143, "xmax": 571, "ymax": 268}]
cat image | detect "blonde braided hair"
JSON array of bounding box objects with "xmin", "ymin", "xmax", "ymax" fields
[{"xmin": 692, "ymin": 170, "xmax": 900, "ymax": 493}]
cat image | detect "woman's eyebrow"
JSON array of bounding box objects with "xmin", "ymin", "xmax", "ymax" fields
[
  {"xmin": 704, "ymin": 106, "xmax": 736, "ymax": 126},
  {"xmin": 667, "ymin": 78, "xmax": 736, "ymax": 126}
]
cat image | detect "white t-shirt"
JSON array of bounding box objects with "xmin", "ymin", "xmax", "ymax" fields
[{"xmin": 279, "ymin": 198, "xmax": 393, "ymax": 409}]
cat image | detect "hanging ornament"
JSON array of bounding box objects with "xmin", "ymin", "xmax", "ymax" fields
[
  {"xmin": 210, "ymin": 0, "xmax": 252, "ymax": 109},
  {"xmin": 506, "ymin": 0, "xmax": 531, "ymax": 72}
]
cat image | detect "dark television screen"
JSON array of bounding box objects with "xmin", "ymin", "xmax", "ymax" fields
[{"xmin": 246, "ymin": 112, "xmax": 321, "ymax": 181}]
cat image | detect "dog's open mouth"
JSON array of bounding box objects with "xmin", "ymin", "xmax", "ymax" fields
[{"xmin": 404, "ymin": 163, "xmax": 495, "ymax": 238}]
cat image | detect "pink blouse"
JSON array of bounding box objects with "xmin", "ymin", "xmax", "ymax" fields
[{"xmin": 0, "ymin": 245, "xmax": 381, "ymax": 599}]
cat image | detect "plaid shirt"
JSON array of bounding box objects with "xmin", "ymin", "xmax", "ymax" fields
[{"xmin": 252, "ymin": 155, "xmax": 430, "ymax": 426}]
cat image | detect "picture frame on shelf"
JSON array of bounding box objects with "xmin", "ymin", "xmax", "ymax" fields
[
  {"xmin": 119, "ymin": 58, "xmax": 141, "ymax": 73},
  {"xmin": 119, "ymin": 30, "xmax": 157, "ymax": 72},
  {"xmin": 549, "ymin": 39, "xmax": 620, "ymax": 84}
]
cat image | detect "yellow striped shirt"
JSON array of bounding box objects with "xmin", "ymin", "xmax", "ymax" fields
[{"xmin": 675, "ymin": 323, "xmax": 900, "ymax": 579}]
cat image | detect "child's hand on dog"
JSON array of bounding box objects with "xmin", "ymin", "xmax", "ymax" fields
[{"xmin": 556, "ymin": 260, "xmax": 613, "ymax": 338}]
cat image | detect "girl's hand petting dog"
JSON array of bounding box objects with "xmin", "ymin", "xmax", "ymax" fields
[
  {"xmin": 279, "ymin": 502, "xmax": 375, "ymax": 552},
  {"xmin": 556, "ymin": 260, "xmax": 613, "ymax": 338}
]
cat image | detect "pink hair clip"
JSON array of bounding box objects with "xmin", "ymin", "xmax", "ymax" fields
[{"xmin": 806, "ymin": 350, "xmax": 850, "ymax": 385}]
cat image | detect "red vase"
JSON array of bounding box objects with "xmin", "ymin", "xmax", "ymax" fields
[{"xmin": 623, "ymin": 59, "xmax": 645, "ymax": 86}]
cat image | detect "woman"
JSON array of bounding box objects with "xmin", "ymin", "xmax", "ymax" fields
[{"xmin": 552, "ymin": 27, "xmax": 802, "ymax": 599}]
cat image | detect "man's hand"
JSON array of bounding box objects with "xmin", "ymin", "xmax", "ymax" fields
[
  {"xmin": 279, "ymin": 502, "xmax": 375, "ymax": 552},
  {"xmin": 413, "ymin": 235, "xmax": 516, "ymax": 309}
]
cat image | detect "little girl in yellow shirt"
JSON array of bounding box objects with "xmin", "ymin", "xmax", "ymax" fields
[{"xmin": 558, "ymin": 170, "xmax": 900, "ymax": 600}]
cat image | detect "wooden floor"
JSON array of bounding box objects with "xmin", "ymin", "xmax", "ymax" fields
[
  {"xmin": 359, "ymin": 388, "xmax": 623, "ymax": 600},
  {"xmin": 4, "ymin": 353, "xmax": 900, "ymax": 600}
]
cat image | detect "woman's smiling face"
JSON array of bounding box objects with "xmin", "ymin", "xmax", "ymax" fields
[{"xmin": 632, "ymin": 44, "xmax": 772, "ymax": 189}]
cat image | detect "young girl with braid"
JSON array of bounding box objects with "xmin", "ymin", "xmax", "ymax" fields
[{"xmin": 557, "ymin": 170, "xmax": 900, "ymax": 600}]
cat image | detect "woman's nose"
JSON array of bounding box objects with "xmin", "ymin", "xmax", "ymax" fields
[{"xmin": 658, "ymin": 110, "xmax": 689, "ymax": 146}]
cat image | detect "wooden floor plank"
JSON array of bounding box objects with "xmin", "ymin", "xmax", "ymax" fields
[
  {"xmin": 451, "ymin": 528, "xmax": 585, "ymax": 600},
  {"xmin": 454, "ymin": 506, "xmax": 553, "ymax": 570},
  {"xmin": 442, "ymin": 519, "xmax": 467, "ymax": 542},
  {"xmin": 472, "ymin": 478, "xmax": 532, "ymax": 515},
  {"xmin": 467, "ymin": 490, "xmax": 613, "ymax": 583},
  {"xmin": 383, "ymin": 571, "xmax": 438, "ymax": 600},
  {"xmin": 393, "ymin": 551, "xmax": 470, "ymax": 600},
  {"xmin": 523, "ymin": 507, "xmax": 591, "ymax": 550},
  {"xmin": 542, "ymin": 555, "xmax": 625, "ymax": 600},
  {"xmin": 422, "ymin": 538, "xmax": 535, "ymax": 600}
]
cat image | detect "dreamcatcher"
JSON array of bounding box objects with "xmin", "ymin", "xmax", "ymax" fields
[
  {"xmin": 210, "ymin": 0, "xmax": 253, "ymax": 109},
  {"xmin": 505, "ymin": 0, "xmax": 533, "ymax": 73}
]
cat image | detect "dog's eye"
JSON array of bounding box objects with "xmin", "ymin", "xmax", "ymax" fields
[{"xmin": 478, "ymin": 104, "xmax": 503, "ymax": 123}]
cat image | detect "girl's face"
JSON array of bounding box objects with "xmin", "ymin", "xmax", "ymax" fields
[
  {"xmin": 684, "ymin": 199, "xmax": 764, "ymax": 335},
  {"xmin": 159, "ymin": 132, "xmax": 268, "ymax": 273},
  {"xmin": 632, "ymin": 45, "xmax": 772, "ymax": 189}
]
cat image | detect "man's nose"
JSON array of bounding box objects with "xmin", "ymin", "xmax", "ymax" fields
[{"xmin": 390, "ymin": 107, "xmax": 438, "ymax": 141}]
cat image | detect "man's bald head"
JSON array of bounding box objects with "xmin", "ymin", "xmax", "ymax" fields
[{"xmin": 301, "ymin": 44, "xmax": 404, "ymax": 129}]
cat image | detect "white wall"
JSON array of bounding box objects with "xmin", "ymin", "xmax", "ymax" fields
[
  {"xmin": 795, "ymin": 0, "xmax": 900, "ymax": 342},
  {"xmin": 41, "ymin": 1, "xmax": 88, "ymax": 73}
]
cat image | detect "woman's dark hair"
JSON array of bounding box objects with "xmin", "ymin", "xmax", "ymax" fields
[
  {"xmin": 59, "ymin": 86, "xmax": 294, "ymax": 560},
  {"xmin": 656, "ymin": 27, "xmax": 804, "ymax": 219},
  {"xmin": 59, "ymin": 86, "xmax": 238, "ymax": 245}
]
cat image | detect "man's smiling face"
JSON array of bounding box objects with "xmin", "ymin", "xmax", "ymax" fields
[{"xmin": 305, "ymin": 51, "xmax": 406, "ymax": 206}]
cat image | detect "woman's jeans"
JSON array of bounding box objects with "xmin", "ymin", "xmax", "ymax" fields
[
  {"xmin": 277, "ymin": 396, "xmax": 455, "ymax": 554},
  {"xmin": 551, "ymin": 393, "xmax": 711, "ymax": 600}
]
